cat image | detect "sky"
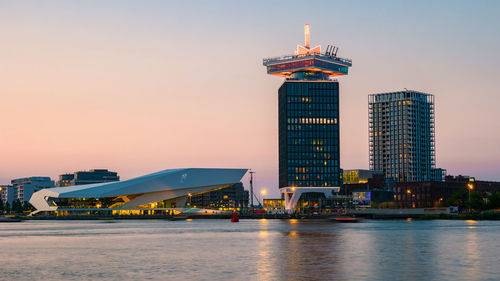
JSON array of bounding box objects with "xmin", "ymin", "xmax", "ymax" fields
[{"xmin": 1, "ymin": 0, "xmax": 499, "ymax": 198}]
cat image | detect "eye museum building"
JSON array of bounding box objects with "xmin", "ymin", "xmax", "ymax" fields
[{"xmin": 29, "ymin": 168, "xmax": 247, "ymax": 215}]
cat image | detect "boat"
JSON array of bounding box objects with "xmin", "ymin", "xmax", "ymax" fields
[
  {"xmin": 0, "ymin": 216, "xmax": 23, "ymax": 222},
  {"xmin": 168, "ymin": 216, "xmax": 189, "ymax": 221},
  {"xmin": 331, "ymin": 216, "xmax": 359, "ymax": 223}
]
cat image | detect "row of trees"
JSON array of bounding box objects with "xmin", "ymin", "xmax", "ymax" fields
[
  {"xmin": 448, "ymin": 190, "xmax": 500, "ymax": 212},
  {"xmin": 0, "ymin": 199, "xmax": 34, "ymax": 214}
]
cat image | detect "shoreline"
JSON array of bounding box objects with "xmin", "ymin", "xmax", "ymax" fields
[{"xmin": 5, "ymin": 210, "xmax": 500, "ymax": 221}]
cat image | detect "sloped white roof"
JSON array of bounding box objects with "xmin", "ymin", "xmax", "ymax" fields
[{"xmin": 30, "ymin": 168, "xmax": 247, "ymax": 212}]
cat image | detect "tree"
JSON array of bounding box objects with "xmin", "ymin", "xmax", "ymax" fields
[
  {"xmin": 5, "ymin": 202, "xmax": 11, "ymax": 213},
  {"xmin": 487, "ymin": 191, "xmax": 500, "ymax": 210},
  {"xmin": 11, "ymin": 200, "xmax": 18, "ymax": 213},
  {"xmin": 0, "ymin": 199, "xmax": 4, "ymax": 213},
  {"xmin": 12, "ymin": 199, "xmax": 24, "ymax": 214},
  {"xmin": 448, "ymin": 189, "xmax": 468, "ymax": 209},
  {"xmin": 469, "ymin": 191, "xmax": 486, "ymax": 211}
]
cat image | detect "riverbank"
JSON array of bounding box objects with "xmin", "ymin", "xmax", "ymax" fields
[
  {"xmin": 15, "ymin": 214, "xmax": 327, "ymax": 221},
  {"xmin": 419, "ymin": 210, "xmax": 500, "ymax": 220},
  {"xmin": 5, "ymin": 210, "xmax": 500, "ymax": 221}
]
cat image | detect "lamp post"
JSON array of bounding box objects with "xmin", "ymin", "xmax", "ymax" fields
[
  {"xmin": 406, "ymin": 189, "xmax": 411, "ymax": 208},
  {"xmin": 467, "ymin": 183, "xmax": 473, "ymax": 212},
  {"xmin": 260, "ymin": 189, "xmax": 267, "ymax": 207}
]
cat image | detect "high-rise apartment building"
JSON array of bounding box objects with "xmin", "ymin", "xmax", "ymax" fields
[
  {"xmin": 263, "ymin": 25, "xmax": 352, "ymax": 210},
  {"xmin": 369, "ymin": 90, "xmax": 445, "ymax": 182}
]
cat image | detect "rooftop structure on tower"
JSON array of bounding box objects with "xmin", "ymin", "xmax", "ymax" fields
[{"xmin": 263, "ymin": 24, "xmax": 352, "ymax": 79}]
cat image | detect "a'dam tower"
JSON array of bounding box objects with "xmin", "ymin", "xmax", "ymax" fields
[{"xmin": 263, "ymin": 24, "xmax": 352, "ymax": 211}]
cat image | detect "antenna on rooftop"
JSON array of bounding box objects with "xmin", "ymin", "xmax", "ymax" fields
[
  {"xmin": 305, "ymin": 24, "xmax": 310, "ymax": 49},
  {"xmin": 325, "ymin": 45, "xmax": 339, "ymax": 57},
  {"xmin": 326, "ymin": 45, "xmax": 332, "ymax": 56}
]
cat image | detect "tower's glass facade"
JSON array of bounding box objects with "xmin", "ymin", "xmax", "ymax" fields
[{"xmin": 278, "ymin": 80, "xmax": 341, "ymax": 188}]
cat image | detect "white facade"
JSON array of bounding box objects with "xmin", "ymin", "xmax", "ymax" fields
[
  {"xmin": 29, "ymin": 168, "xmax": 247, "ymax": 214},
  {"xmin": 280, "ymin": 186, "xmax": 340, "ymax": 211}
]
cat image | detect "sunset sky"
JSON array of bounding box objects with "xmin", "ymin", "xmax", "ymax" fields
[{"xmin": 1, "ymin": 1, "xmax": 499, "ymax": 197}]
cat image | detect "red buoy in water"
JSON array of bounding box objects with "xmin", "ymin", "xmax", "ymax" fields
[{"xmin": 230, "ymin": 210, "xmax": 239, "ymax": 222}]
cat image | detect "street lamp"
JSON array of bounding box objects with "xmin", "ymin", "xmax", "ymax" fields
[
  {"xmin": 406, "ymin": 189, "xmax": 412, "ymax": 208},
  {"xmin": 467, "ymin": 183, "xmax": 473, "ymax": 212},
  {"xmin": 260, "ymin": 189, "xmax": 267, "ymax": 207}
]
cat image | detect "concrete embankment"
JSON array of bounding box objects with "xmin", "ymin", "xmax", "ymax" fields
[
  {"xmin": 19, "ymin": 208, "xmax": 499, "ymax": 220},
  {"xmin": 350, "ymin": 208, "xmax": 452, "ymax": 219},
  {"xmin": 18, "ymin": 212, "xmax": 434, "ymax": 221},
  {"xmin": 23, "ymin": 214, "xmax": 337, "ymax": 220}
]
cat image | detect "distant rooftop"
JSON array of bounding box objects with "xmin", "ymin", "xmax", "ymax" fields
[
  {"xmin": 369, "ymin": 90, "xmax": 433, "ymax": 103},
  {"xmin": 11, "ymin": 177, "xmax": 52, "ymax": 184}
]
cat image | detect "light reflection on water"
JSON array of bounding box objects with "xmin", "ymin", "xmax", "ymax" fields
[{"xmin": 0, "ymin": 219, "xmax": 499, "ymax": 280}]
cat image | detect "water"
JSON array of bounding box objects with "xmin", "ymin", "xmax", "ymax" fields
[{"xmin": 0, "ymin": 219, "xmax": 499, "ymax": 281}]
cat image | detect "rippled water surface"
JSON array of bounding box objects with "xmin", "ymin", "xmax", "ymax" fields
[{"xmin": 1, "ymin": 219, "xmax": 499, "ymax": 281}]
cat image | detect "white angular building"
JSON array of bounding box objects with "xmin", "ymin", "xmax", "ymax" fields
[{"xmin": 29, "ymin": 168, "xmax": 247, "ymax": 215}]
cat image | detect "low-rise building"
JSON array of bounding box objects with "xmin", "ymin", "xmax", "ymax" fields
[
  {"xmin": 11, "ymin": 177, "xmax": 54, "ymax": 203},
  {"xmin": 56, "ymin": 169, "xmax": 119, "ymax": 186},
  {"xmin": 57, "ymin": 174, "xmax": 75, "ymax": 187},
  {"xmin": 343, "ymin": 169, "xmax": 383, "ymax": 184},
  {"xmin": 431, "ymin": 168, "xmax": 447, "ymax": 182},
  {"xmin": 1, "ymin": 185, "xmax": 16, "ymax": 206},
  {"xmin": 189, "ymin": 182, "xmax": 249, "ymax": 210},
  {"xmin": 386, "ymin": 175, "xmax": 500, "ymax": 208},
  {"xmin": 263, "ymin": 199, "xmax": 285, "ymax": 214}
]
